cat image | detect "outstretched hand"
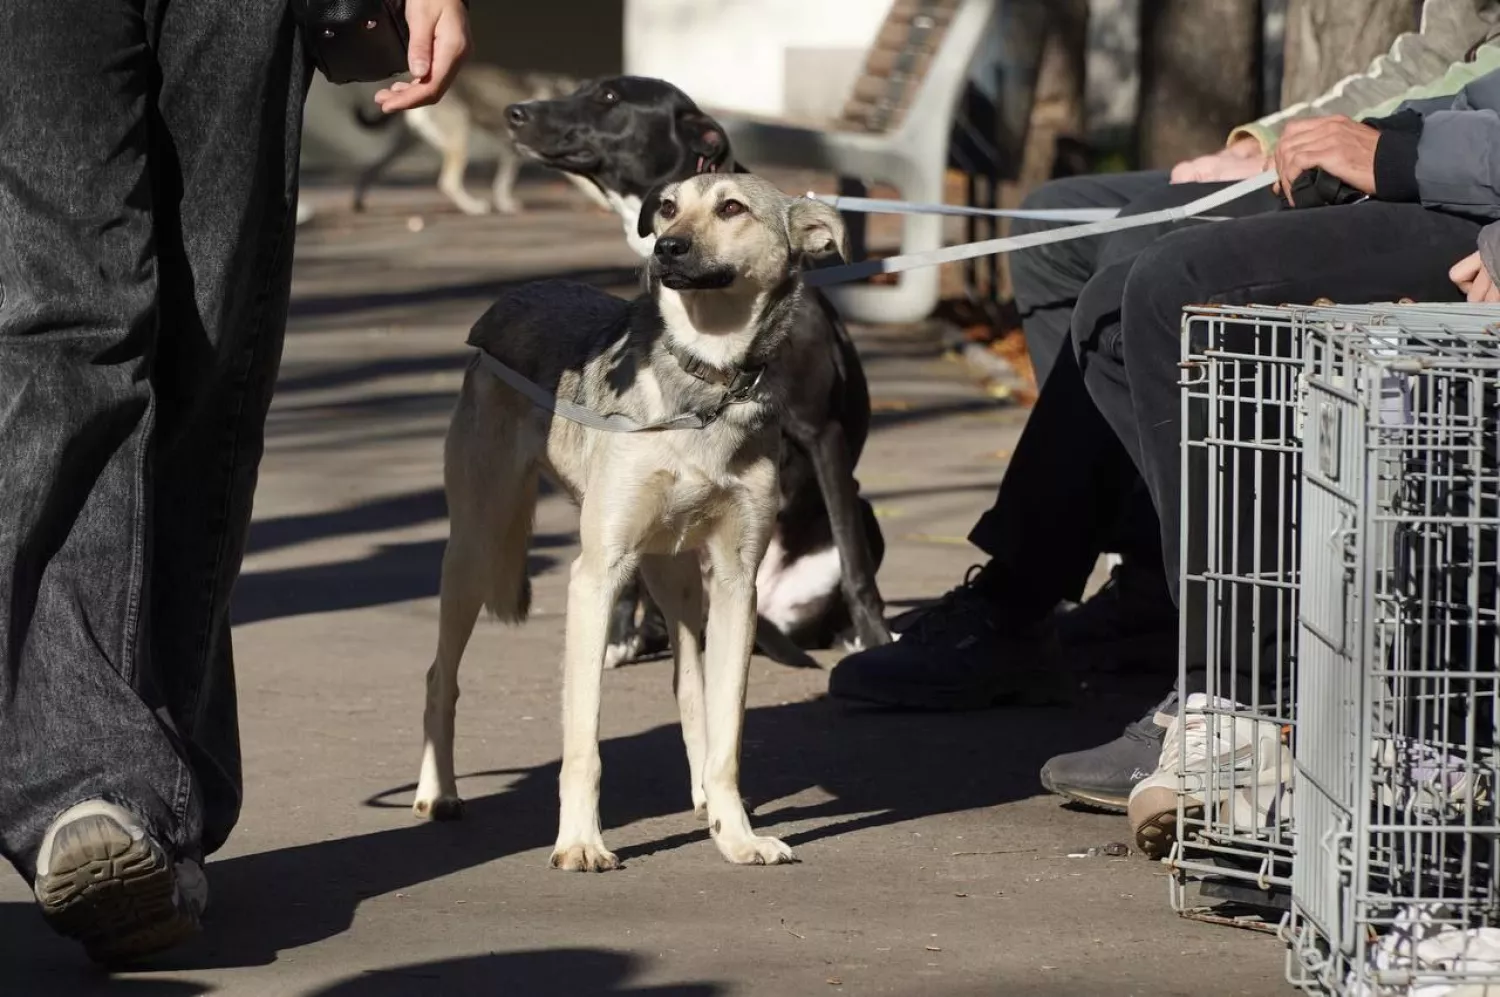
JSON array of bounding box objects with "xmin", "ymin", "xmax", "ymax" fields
[
  {"xmin": 374, "ymin": 0, "xmax": 470, "ymax": 113},
  {"xmin": 1170, "ymin": 137, "xmax": 1267, "ymax": 184}
]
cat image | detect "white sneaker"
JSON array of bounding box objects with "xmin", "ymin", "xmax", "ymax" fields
[
  {"xmin": 1374, "ymin": 736, "xmax": 1493, "ymax": 819},
  {"xmin": 1127, "ymin": 693, "xmax": 1291, "ymax": 859},
  {"xmin": 34, "ymin": 800, "xmax": 207, "ymax": 964}
]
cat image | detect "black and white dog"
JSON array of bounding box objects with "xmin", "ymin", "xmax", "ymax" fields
[{"xmin": 506, "ymin": 75, "xmax": 892, "ymax": 665}]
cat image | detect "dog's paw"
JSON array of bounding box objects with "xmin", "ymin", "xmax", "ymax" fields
[
  {"xmin": 603, "ymin": 637, "xmax": 641, "ymax": 670},
  {"xmin": 413, "ymin": 795, "xmax": 465, "ymax": 821},
  {"xmin": 693, "ymin": 801, "xmax": 708, "ymax": 821},
  {"xmin": 455, "ymin": 198, "xmax": 492, "ymax": 217},
  {"xmin": 494, "ymin": 200, "xmax": 522, "ymax": 216},
  {"xmin": 715, "ymin": 833, "xmax": 796, "ymax": 867},
  {"xmin": 549, "ymin": 841, "xmax": 620, "ymax": 872}
]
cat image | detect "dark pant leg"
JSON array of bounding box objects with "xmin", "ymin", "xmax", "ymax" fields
[
  {"xmin": 147, "ymin": 0, "xmax": 310, "ymax": 856},
  {"xmin": 967, "ymin": 344, "xmax": 1151, "ymax": 621},
  {"xmin": 959, "ymin": 172, "xmax": 1172, "ymax": 622},
  {"xmin": 1009, "ymin": 171, "xmax": 1169, "ymax": 386},
  {"xmin": 0, "ymin": 0, "xmax": 195, "ymax": 881},
  {"xmin": 1115, "ymin": 202, "xmax": 1481, "ymax": 696},
  {"xmin": 1120, "ymin": 202, "xmax": 1482, "ymax": 601}
]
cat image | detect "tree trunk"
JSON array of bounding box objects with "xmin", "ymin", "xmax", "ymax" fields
[
  {"xmin": 1280, "ymin": 0, "xmax": 1418, "ymax": 106},
  {"xmin": 1137, "ymin": 0, "xmax": 1260, "ymax": 168},
  {"xmin": 1019, "ymin": 0, "xmax": 1089, "ymax": 186}
]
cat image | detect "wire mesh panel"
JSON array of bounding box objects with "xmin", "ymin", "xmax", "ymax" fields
[
  {"xmin": 1171, "ymin": 305, "xmax": 1304, "ymax": 919},
  {"xmin": 1283, "ymin": 305, "xmax": 1500, "ymax": 997}
]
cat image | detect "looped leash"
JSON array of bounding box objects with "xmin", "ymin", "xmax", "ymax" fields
[{"xmin": 802, "ymin": 171, "xmax": 1279, "ymax": 289}]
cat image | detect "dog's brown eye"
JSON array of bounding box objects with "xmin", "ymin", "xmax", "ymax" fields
[
  {"xmin": 658, "ymin": 200, "xmax": 677, "ymax": 220},
  {"xmin": 718, "ymin": 199, "xmax": 746, "ymax": 219},
  {"xmin": 599, "ymin": 88, "xmax": 619, "ymax": 105}
]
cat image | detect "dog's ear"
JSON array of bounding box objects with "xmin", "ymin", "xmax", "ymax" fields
[
  {"xmin": 787, "ymin": 198, "xmax": 849, "ymax": 264},
  {"xmin": 678, "ymin": 111, "xmax": 731, "ymax": 168},
  {"xmin": 637, "ymin": 184, "xmax": 665, "ymax": 239}
]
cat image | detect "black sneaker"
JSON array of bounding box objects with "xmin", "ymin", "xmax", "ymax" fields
[
  {"xmin": 828, "ymin": 564, "xmax": 1061, "ymax": 710},
  {"xmin": 1053, "ymin": 560, "xmax": 1176, "ymax": 671},
  {"xmin": 1038, "ymin": 693, "xmax": 1175, "ymax": 812},
  {"xmin": 34, "ymin": 800, "xmax": 207, "ymax": 965}
]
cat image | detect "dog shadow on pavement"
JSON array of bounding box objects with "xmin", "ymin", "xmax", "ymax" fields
[
  {"xmin": 303, "ymin": 949, "xmax": 722, "ymax": 997},
  {"xmin": 0, "ymin": 681, "xmax": 1145, "ymax": 987}
]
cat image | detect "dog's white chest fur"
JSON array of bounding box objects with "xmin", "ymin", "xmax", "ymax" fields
[{"xmin": 606, "ymin": 192, "xmax": 656, "ymax": 258}]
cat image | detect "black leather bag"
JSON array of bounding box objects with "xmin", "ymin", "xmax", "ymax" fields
[
  {"xmin": 1289, "ymin": 168, "xmax": 1368, "ymax": 210},
  {"xmin": 293, "ymin": 0, "xmax": 411, "ymax": 84}
]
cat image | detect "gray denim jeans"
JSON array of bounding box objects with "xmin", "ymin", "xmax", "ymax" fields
[{"xmin": 0, "ymin": 0, "xmax": 309, "ymax": 882}]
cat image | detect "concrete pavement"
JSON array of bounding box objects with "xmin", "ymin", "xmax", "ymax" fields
[{"xmin": 0, "ymin": 177, "xmax": 1293, "ymax": 997}]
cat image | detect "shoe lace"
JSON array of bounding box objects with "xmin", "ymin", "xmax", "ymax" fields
[{"xmin": 904, "ymin": 565, "xmax": 996, "ymax": 643}]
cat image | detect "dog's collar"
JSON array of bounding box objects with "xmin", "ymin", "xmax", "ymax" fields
[{"xmin": 666, "ymin": 340, "xmax": 764, "ymax": 402}]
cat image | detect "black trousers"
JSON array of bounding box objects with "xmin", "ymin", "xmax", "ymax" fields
[
  {"xmin": 966, "ymin": 171, "xmax": 1173, "ymax": 625},
  {"xmin": 1071, "ymin": 185, "xmax": 1482, "ymax": 693},
  {"xmin": 0, "ymin": 0, "xmax": 308, "ymax": 880}
]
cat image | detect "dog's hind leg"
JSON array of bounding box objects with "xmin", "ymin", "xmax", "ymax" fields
[
  {"xmin": 640, "ymin": 553, "xmax": 708, "ymax": 818},
  {"xmin": 603, "ymin": 576, "xmax": 644, "ymax": 669},
  {"xmin": 414, "ymin": 391, "xmax": 538, "ymax": 820},
  {"xmin": 701, "ymin": 513, "xmax": 795, "ymax": 867},
  {"xmin": 413, "ymin": 538, "xmax": 486, "ymax": 821},
  {"xmin": 491, "ymin": 143, "xmax": 523, "ymax": 215},
  {"xmin": 551, "ymin": 517, "xmax": 636, "ymax": 872},
  {"xmin": 353, "ymin": 124, "xmax": 420, "ymax": 213},
  {"xmin": 436, "ymin": 131, "xmax": 489, "ymax": 216}
]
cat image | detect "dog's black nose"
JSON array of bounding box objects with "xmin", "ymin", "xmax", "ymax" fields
[
  {"xmin": 654, "ymin": 235, "xmax": 691, "ymax": 259},
  {"xmin": 506, "ymin": 103, "xmax": 530, "ymax": 127}
]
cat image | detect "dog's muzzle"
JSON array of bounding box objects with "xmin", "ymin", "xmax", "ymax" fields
[{"xmin": 652, "ymin": 237, "xmax": 735, "ymax": 290}]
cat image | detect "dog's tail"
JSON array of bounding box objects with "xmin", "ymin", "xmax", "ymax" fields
[
  {"xmin": 476, "ymin": 475, "xmax": 536, "ymax": 624},
  {"xmin": 442, "ymin": 370, "xmax": 537, "ymax": 625},
  {"xmin": 354, "ymin": 105, "xmax": 400, "ymax": 130}
]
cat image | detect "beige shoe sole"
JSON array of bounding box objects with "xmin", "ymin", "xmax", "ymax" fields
[
  {"xmin": 1128, "ymin": 784, "xmax": 1202, "ymax": 860},
  {"xmin": 34, "ymin": 813, "xmax": 199, "ymax": 965}
]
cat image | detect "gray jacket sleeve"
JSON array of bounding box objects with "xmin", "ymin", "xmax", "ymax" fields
[
  {"xmin": 1478, "ymin": 220, "xmax": 1500, "ymax": 281},
  {"xmin": 1231, "ymin": 0, "xmax": 1500, "ymax": 150},
  {"xmin": 1413, "ymin": 70, "xmax": 1500, "ymax": 218}
]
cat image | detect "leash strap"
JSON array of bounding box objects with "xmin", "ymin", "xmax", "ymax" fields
[
  {"xmin": 810, "ymin": 193, "xmax": 1124, "ymax": 224},
  {"xmin": 474, "ymin": 349, "xmax": 713, "ymax": 433},
  {"xmin": 803, "ymin": 171, "xmax": 1279, "ymax": 289}
]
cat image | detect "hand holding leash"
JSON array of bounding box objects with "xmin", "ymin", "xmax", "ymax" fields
[{"xmin": 1271, "ymin": 115, "xmax": 1379, "ymax": 206}]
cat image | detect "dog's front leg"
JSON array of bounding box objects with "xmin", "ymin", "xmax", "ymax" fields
[
  {"xmin": 802, "ymin": 421, "xmax": 891, "ymax": 650},
  {"xmin": 639, "ymin": 553, "xmax": 708, "ymax": 817},
  {"xmin": 702, "ymin": 523, "xmax": 795, "ymax": 866},
  {"xmin": 551, "ymin": 549, "xmax": 632, "ymax": 872}
]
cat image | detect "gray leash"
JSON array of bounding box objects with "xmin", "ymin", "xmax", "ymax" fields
[
  {"xmin": 473, "ymin": 348, "xmax": 756, "ymax": 433},
  {"xmin": 474, "ymin": 172, "xmax": 1279, "ymax": 431},
  {"xmin": 803, "ymin": 171, "xmax": 1279, "ymax": 289},
  {"xmin": 808, "ymin": 193, "xmax": 1123, "ymax": 223}
]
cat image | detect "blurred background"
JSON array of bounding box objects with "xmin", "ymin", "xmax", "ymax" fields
[{"xmin": 298, "ymin": 0, "xmax": 1428, "ymax": 381}]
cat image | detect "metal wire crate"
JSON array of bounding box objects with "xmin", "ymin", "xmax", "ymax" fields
[
  {"xmin": 1171, "ymin": 305, "xmax": 1305, "ymax": 921},
  {"xmin": 1283, "ymin": 305, "xmax": 1500, "ymax": 996}
]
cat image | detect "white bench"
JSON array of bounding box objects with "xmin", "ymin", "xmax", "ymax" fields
[{"xmin": 716, "ymin": 0, "xmax": 999, "ymax": 325}]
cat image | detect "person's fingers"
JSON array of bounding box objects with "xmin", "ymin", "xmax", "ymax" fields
[
  {"xmin": 1471, "ymin": 266, "xmax": 1498, "ymax": 302},
  {"xmin": 425, "ymin": 8, "xmax": 469, "ymax": 97},
  {"xmin": 1450, "ymin": 251, "xmax": 1483, "ymax": 286},
  {"xmin": 377, "ymin": 78, "xmax": 440, "ymax": 112},
  {"xmin": 1170, "ymin": 160, "xmax": 1199, "ymax": 184},
  {"xmin": 405, "ymin": 0, "xmax": 439, "ymax": 81}
]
